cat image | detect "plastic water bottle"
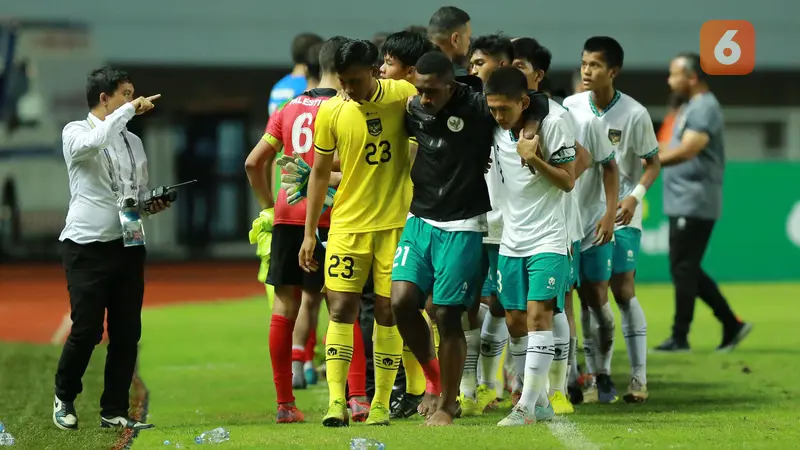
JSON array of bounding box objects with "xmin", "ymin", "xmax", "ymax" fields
[
  {"xmin": 0, "ymin": 432, "xmax": 15, "ymax": 446},
  {"xmin": 194, "ymin": 427, "xmax": 230, "ymax": 444},
  {"xmin": 0, "ymin": 421, "xmax": 5, "ymax": 433},
  {"xmin": 350, "ymin": 438, "xmax": 385, "ymax": 450}
]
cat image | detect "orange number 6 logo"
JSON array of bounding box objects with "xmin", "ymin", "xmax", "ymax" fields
[{"xmin": 700, "ymin": 20, "xmax": 755, "ymax": 75}]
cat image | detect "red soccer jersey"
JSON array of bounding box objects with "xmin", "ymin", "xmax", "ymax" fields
[{"xmin": 263, "ymin": 88, "xmax": 336, "ymax": 227}]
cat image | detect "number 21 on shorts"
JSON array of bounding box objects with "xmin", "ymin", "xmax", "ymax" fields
[{"xmin": 700, "ymin": 20, "xmax": 755, "ymax": 75}]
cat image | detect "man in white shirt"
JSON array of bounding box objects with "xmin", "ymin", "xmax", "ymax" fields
[
  {"xmin": 564, "ymin": 37, "xmax": 661, "ymax": 404},
  {"xmin": 54, "ymin": 67, "xmax": 167, "ymax": 432},
  {"xmin": 484, "ymin": 67, "xmax": 576, "ymax": 426}
]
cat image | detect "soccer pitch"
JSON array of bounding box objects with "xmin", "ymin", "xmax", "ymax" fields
[{"xmin": 2, "ymin": 283, "xmax": 800, "ymax": 449}]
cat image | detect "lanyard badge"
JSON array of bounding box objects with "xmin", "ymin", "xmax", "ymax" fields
[{"xmin": 119, "ymin": 200, "xmax": 146, "ymax": 247}]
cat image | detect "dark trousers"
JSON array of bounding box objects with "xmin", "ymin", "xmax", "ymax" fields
[
  {"xmin": 55, "ymin": 239, "xmax": 146, "ymax": 417},
  {"xmin": 668, "ymin": 217, "xmax": 739, "ymax": 340}
]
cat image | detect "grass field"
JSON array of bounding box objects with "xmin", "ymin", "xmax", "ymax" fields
[{"xmin": 2, "ymin": 283, "xmax": 800, "ymax": 449}]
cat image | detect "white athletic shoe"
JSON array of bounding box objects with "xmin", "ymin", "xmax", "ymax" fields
[
  {"xmin": 100, "ymin": 415, "xmax": 155, "ymax": 430},
  {"xmin": 497, "ymin": 404, "xmax": 536, "ymax": 426},
  {"xmin": 53, "ymin": 395, "xmax": 78, "ymax": 430}
]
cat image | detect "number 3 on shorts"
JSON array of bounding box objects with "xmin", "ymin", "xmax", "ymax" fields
[
  {"xmin": 393, "ymin": 245, "xmax": 409, "ymax": 268},
  {"xmin": 496, "ymin": 269, "xmax": 503, "ymax": 294}
]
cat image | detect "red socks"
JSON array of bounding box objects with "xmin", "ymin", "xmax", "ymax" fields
[
  {"xmin": 421, "ymin": 358, "xmax": 442, "ymax": 395},
  {"xmin": 305, "ymin": 329, "xmax": 317, "ymax": 363},
  {"xmin": 347, "ymin": 322, "xmax": 367, "ymax": 398},
  {"xmin": 269, "ymin": 314, "xmax": 295, "ymax": 404}
]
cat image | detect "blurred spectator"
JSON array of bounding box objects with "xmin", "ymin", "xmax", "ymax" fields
[
  {"xmin": 657, "ymin": 92, "xmax": 685, "ymax": 144},
  {"xmin": 571, "ymin": 68, "xmax": 584, "ymax": 94},
  {"xmin": 267, "ymin": 33, "xmax": 323, "ymax": 116},
  {"xmin": 655, "ymin": 52, "xmax": 751, "ymax": 353},
  {"xmin": 404, "ymin": 25, "xmax": 428, "ymax": 35}
]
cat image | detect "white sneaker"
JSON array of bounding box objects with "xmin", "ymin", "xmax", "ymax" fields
[
  {"xmin": 100, "ymin": 415, "xmax": 155, "ymax": 430},
  {"xmin": 497, "ymin": 404, "xmax": 536, "ymax": 426},
  {"xmin": 53, "ymin": 395, "xmax": 78, "ymax": 430}
]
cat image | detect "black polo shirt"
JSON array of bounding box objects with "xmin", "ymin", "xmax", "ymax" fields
[{"xmin": 405, "ymin": 83, "xmax": 548, "ymax": 222}]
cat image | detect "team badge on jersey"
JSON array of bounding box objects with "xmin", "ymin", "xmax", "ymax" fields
[
  {"xmin": 447, "ymin": 116, "xmax": 464, "ymax": 132},
  {"xmin": 367, "ymin": 118, "xmax": 382, "ymax": 136},
  {"xmin": 608, "ymin": 129, "xmax": 622, "ymax": 145}
]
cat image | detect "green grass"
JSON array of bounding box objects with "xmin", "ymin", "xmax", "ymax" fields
[
  {"xmin": 3, "ymin": 283, "xmax": 800, "ymax": 449},
  {"xmin": 0, "ymin": 343, "xmax": 122, "ymax": 450}
]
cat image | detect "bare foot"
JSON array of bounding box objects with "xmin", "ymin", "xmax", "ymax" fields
[
  {"xmin": 424, "ymin": 409, "xmax": 454, "ymax": 426},
  {"xmin": 418, "ymin": 393, "xmax": 438, "ymax": 418}
]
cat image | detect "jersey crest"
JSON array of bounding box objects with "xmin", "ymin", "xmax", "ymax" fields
[
  {"xmin": 447, "ymin": 116, "xmax": 464, "ymax": 132},
  {"xmin": 367, "ymin": 118, "xmax": 382, "ymax": 136},
  {"xmin": 608, "ymin": 129, "xmax": 622, "ymax": 145}
]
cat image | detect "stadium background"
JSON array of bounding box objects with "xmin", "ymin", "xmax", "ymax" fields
[{"xmin": 1, "ymin": 1, "xmax": 799, "ymax": 449}]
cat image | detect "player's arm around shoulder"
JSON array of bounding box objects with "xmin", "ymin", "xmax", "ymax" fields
[{"xmin": 528, "ymin": 116, "xmax": 577, "ymax": 192}]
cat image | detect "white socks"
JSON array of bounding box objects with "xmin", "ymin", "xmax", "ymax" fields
[
  {"xmin": 619, "ymin": 296, "xmax": 648, "ymax": 384},
  {"xmin": 508, "ymin": 335, "xmax": 527, "ymax": 392},
  {"xmin": 479, "ymin": 314, "xmax": 508, "ymax": 389},
  {"xmin": 590, "ymin": 303, "xmax": 615, "ymax": 375},
  {"xmin": 461, "ymin": 328, "xmax": 481, "ymax": 398},
  {"xmin": 519, "ymin": 331, "xmax": 554, "ymax": 410},
  {"xmin": 549, "ymin": 313, "xmax": 569, "ymax": 396},
  {"xmin": 580, "ymin": 309, "xmax": 597, "ymax": 375},
  {"xmin": 568, "ymin": 336, "xmax": 579, "ymax": 385}
]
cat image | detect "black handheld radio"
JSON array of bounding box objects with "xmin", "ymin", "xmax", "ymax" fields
[{"xmin": 140, "ymin": 179, "xmax": 197, "ymax": 214}]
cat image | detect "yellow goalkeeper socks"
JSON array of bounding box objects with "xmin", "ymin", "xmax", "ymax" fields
[{"xmin": 324, "ymin": 321, "xmax": 353, "ymax": 403}]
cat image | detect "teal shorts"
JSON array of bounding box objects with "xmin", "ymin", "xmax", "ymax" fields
[
  {"xmin": 392, "ymin": 216, "xmax": 484, "ymax": 308},
  {"xmin": 566, "ymin": 240, "xmax": 581, "ymax": 292},
  {"xmin": 496, "ymin": 253, "xmax": 568, "ymax": 311},
  {"xmin": 612, "ymin": 228, "xmax": 642, "ymax": 275},
  {"xmin": 580, "ymin": 241, "xmax": 614, "ymax": 283},
  {"xmin": 481, "ymin": 244, "xmax": 500, "ymax": 297}
]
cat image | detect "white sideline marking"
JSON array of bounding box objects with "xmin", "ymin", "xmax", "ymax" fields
[
  {"xmin": 546, "ymin": 417, "xmax": 599, "ymax": 450},
  {"xmin": 51, "ymin": 313, "xmax": 72, "ymax": 345}
]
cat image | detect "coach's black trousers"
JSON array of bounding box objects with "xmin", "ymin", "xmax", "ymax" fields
[
  {"xmin": 668, "ymin": 217, "xmax": 739, "ymax": 340},
  {"xmin": 55, "ymin": 239, "xmax": 146, "ymax": 418}
]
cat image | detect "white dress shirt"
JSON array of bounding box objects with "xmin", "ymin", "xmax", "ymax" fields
[{"xmin": 59, "ymin": 103, "xmax": 150, "ymax": 244}]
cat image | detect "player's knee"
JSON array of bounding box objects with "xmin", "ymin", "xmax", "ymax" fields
[
  {"xmin": 527, "ymin": 300, "xmax": 555, "ymax": 331},
  {"xmin": 373, "ymin": 297, "xmax": 395, "ymax": 326},
  {"xmin": 610, "ymin": 273, "xmax": 635, "ymax": 302},
  {"xmin": 504, "ymin": 310, "xmax": 527, "ymax": 337},
  {"xmin": 434, "ymin": 306, "xmax": 462, "ymax": 334},
  {"xmin": 389, "ymin": 282, "xmax": 419, "ymax": 315},
  {"xmin": 489, "ymin": 296, "xmax": 505, "ymax": 317}
]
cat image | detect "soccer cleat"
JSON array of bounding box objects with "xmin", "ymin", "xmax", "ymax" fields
[
  {"xmin": 292, "ymin": 371, "xmax": 307, "ymax": 390},
  {"xmin": 365, "ymin": 402, "xmax": 390, "ymax": 426},
  {"xmin": 567, "ymin": 384, "xmax": 584, "ymax": 405},
  {"xmin": 276, "ymin": 404, "xmax": 305, "ymax": 423},
  {"xmin": 583, "ymin": 380, "xmax": 599, "ymax": 404},
  {"xmin": 475, "ymin": 385, "xmax": 496, "ymax": 414},
  {"xmin": 389, "ymin": 393, "xmax": 422, "ymax": 419},
  {"xmin": 457, "ymin": 393, "xmax": 481, "ymax": 417},
  {"xmin": 717, "ymin": 322, "xmax": 753, "ymax": 353},
  {"xmin": 497, "ymin": 404, "xmax": 536, "ymax": 426},
  {"xmin": 304, "ymin": 367, "xmax": 318, "ymax": 385},
  {"xmin": 100, "ymin": 415, "xmax": 155, "ymax": 430},
  {"xmin": 53, "ymin": 395, "xmax": 78, "ymax": 430},
  {"xmin": 623, "ymin": 377, "xmax": 648, "ymax": 403},
  {"xmin": 550, "ymin": 391, "xmax": 575, "ymax": 414},
  {"xmin": 322, "ymin": 399, "xmax": 350, "ymax": 427},
  {"xmin": 348, "ymin": 398, "xmax": 370, "ymax": 422},
  {"xmin": 596, "ymin": 374, "xmax": 619, "ymax": 404},
  {"xmin": 654, "ymin": 337, "xmax": 691, "ymax": 353},
  {"xmin": 535, "ymin": 402, "xmax": 555, "ymax": 422}
]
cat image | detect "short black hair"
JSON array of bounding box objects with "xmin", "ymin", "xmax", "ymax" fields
[
  {"xmin": 86, "ymin": 66, "xmax": 131, "ymax": 108},
  {"xmin": 334, "ymin": 39, "xmax": 379, "ymax": 73},
  {"xmin": 381, "ymin": 31, "xmax": 435, "ymax": 67},
  {"xmin": 484, "ymin": 66, "xmax": 528, "ymax": 99},
  {"xmin": 405, "ymin": 25, "xmax": 428, "ymax": 35},
  {"xmin": 428, "ymin": 6, "xmax": 470, "ymax": 37},
  {"xmin": 471, "ymin": 34, "xmax": 514, "ymax": 62},
  {"xmin": 291, "ymin": 33, "xmax": 324, "ymax": 65},
  {"xmin": 305, "ymin": 43, "xmax": 323, "ymax": 81},
  {"xmin": 675, "ymin": 52, "xmax": 707, "ymax": 81},
  {"xmin": 318, "ymin": 36, "xmax": 349, "ymax": 76},
  {"xmin": 583, "ymin": 36, "xmax": 624, "ymax": 69},
  {"xmin": 512, "ymin": 38, "xmax": 552, "ymax": 73},
  {"xmin": 415, "ymin": 51, "xmax": 454, "ymax": 79}
]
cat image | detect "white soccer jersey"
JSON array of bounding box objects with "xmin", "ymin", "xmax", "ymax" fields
[
  {"xmin": 563, "ymin": 96, "xmax": 616, "ymax": 250},
  {"xmin": 494, "ymin": 102, "xmax": 576, "ymax": 258},
  {"xmin": 563, "ymin": 91, "xmax": 659, "ymax": 230},
  {"xmin": 484, "ymin": 159, "xmax": 503, "ymax": 245}
]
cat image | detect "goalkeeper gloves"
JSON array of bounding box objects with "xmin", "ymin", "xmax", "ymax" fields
[
  {"xmin": 277, "ymin": 153, "xmax": 311, "ymax": 206},
  {"xmin": 248, "ymin": 208, "xmax": 274, "ymax": 283}
]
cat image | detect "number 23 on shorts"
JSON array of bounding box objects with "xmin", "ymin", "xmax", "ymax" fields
[{"xmin": 699, "ymin": 20, "xmax": 755, "ymax": 75}]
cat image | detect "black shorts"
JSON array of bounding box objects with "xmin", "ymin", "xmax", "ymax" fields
[{"xmin": 266, "ymin": 224, "xmax": 329, "ymax": 291}]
